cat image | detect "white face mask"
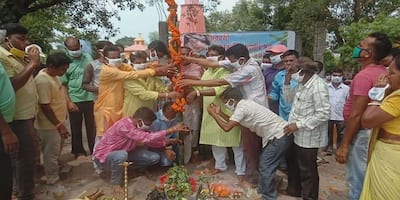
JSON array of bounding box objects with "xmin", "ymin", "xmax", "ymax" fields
[
  {"xmin": 206, "ymin": 56, "xmax": 220, "ymax": 61},
  {"xmin": 137, "ymin": 120, "xmax": 150, "ymax": 131},
  {"xmin": 68, "ymin": 48, "xmax": 82, "ymax": 58},
  {"xmin": 224, "ymin": 99, "xmax": 236, "ymax": 111},
  {"xmin": 368, "ymin": 84, "xmax": 389, "ymax": 101},
  {"xmin": 133, "ymin": 63, "xmax": 147, "ymax": 71},
  {"xmin": 261, "ymin": 63, "xmax": 273, "ymax": 71},
  {"xmin": 149, "ymin": 51, "xmax": 159, "ymax": 61},
  {"xmin": 106, "ymin": 58, "xmax": 123, "ymax": 67},
  {"xmin": 331, "ymin": 76, "xmax": 343, "ymax": 83},
  {"xmin": 230, "ymin": 58, "xmax": 244, "ymax": 70},
  {"xmin": 270, "ymin": 54, "xmax": 282, "ymax": 64},
  {"xmin": 291, "ymin": 70, "xmax": 305, "ymax": 83}
]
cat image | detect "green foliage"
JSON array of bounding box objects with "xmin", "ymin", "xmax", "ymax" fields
[
  {"xmin": 164, "ymin": 166, "xmax": 192, "ymax": 199},
  {"xmin": 323, "ymin": 51, "xmax": 339, "ymax": 71},
  {"xmin": 339, "ymin": 14, "xmax": 400, "ymax": 67},
  {"xmin": 115, "ymin": 36, "xmax": 135, "ymax": 47},
  {"xmin": 148, "ymin": 31, "xmax": 160, "ymax": 43}
]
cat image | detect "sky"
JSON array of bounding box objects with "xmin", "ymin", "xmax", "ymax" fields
[{"xmin": 107, "ymin": 0, "xmax": 239, "ymax": 43}]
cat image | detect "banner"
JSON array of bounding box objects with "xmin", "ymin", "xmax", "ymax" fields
[{"xmin": 181, "ymin": 31, "xmax": 296, "ymax": 60}]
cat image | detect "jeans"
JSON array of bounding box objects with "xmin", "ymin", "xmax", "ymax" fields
[
  {"xmin": 258, "ymin": 135, "xmax": 291, "ymax": 200},
  {"xmin": 0, "ymin": 135, "xmax": 13, "ymax": 200},
  {"xmin": 212, "ymin": 145, "xmax": 246, "ymax": 175},
  {"xmin": 37, "ymin": 129, "xmax": 62, "ymax": 184},
  {"xmin": 327, "ymin": 120, "xmax": 345, "ymax": 150},
  {"xmin": 151, "ymin": 144, "xmax": 179, "ymax": 167},
  {"xmin": 69, "ymin": 101, "xmax": 96, "ymax": 156},
  {"xmin": 346, "ymin": 129, "xmax": 371, "ymax": 200},
  {"xmin": 241, "ymin": 126, "xmax": 262, "ymax": 184},
  {"xmin": 95, "ymin": 147, "xmax": 160, "ymax": 185},
  {"xmin": 10, "ymin": 119, "xmax": 36, "ymax": 200}
]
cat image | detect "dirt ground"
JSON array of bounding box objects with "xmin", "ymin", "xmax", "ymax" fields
[{"xmin": 34, "ymin": 141, "xmax": 349, "ymax": 200}]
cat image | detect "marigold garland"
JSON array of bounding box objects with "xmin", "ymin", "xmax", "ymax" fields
[{"xmin": 165, "ymin": 0, "xmax": 186, "ymax": 112}]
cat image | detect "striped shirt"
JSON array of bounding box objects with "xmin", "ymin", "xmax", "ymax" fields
[{"xmin": 283, "ymin": 74, "xmax": 330, "ymax": 148}]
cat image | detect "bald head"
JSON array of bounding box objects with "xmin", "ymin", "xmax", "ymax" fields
[
  {"xmin": 64, "ymin": 37, "xmax": 80, "ymax": 51},
  {"xmin": 297, "ymin": 57, "xmax": 318, "ymax": 73}
]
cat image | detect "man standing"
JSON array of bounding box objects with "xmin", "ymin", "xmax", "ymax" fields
[
  {"xmin": 263, "ymin": 44, "xmax": 288, "ymax": 114},
  {"xmin": 34, "ymin": 53, "xmax": 71, "ymax": 184},
  {"xmin": 283, "ymin": 57, "xmax": 331, "ymax": 199},
  {"xmin": 326, "ymin": 69, "xmax": 349, "ymax": 154},
  {"xmin": 81, "ymin": 40, "xmax": 113, "ymax": 98},
  {"xmin": 269, "ymin": 50, "xmax": 299, "ymax": 121},
  {"xmin": 0, "ymin": 60, "xmax": 19, "ymax": 200},
  {"xmin": 335, "ymin": 32, "xmax": 392, "ymax": 200},
  {"xmin": 62, "ymin": 37, "xmax": 96, "ymax": 158},
  {"xmin": 0, "ymin": 23, "xmax": 40, "ymax": 200}
]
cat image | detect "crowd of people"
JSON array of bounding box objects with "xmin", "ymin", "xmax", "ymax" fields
[{"xmin": 0, "ymin": 22, "xmax": 399, "ymax": 200}]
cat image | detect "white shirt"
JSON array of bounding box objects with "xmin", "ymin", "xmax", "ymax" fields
[
  {"xmin": 328, "ymin": 82, "xmax": 349, "ymax": 121},
  {"xmin": 283, "ymin": 74, "xmax": 330, "ymax": 148},
  {"xmin": 230, "ymin": 99, "xmax": 288, "ymax": 147},
  {"xmin": 219, "ymin": 58, "xmax": 269, "ymax": 108}
]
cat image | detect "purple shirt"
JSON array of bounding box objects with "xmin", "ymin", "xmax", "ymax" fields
[
  {"xmin": 263, "ymin": 66, "xmax": 283, "ymax": 94},
  {"xmin": 93, "ymin": 117, "xmax": 167, "ymax": 163}
]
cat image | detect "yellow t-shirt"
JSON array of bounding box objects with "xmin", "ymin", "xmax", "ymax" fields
[
  {"xmin": 34, "ymin": 69, "xmax": 67, "ymax": 130},
  {"xmin": 380, "ymin": 90, "xmax": 400, "ymax": 135},
  {"xmin": 0, "ymin": 46, "xmax": 37, "ymax": 120}
]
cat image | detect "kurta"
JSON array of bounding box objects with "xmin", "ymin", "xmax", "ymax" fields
[
  {"xmin": 94, "ymin": 64, "xmax": 155, "ymax": 136},
  {"xmin": 199, "ymin": 67, "xmax": 241, "ymax": 147},
  {"xmin": 122, "ymin": 75, "xmax": 168, "ymax": 117}
]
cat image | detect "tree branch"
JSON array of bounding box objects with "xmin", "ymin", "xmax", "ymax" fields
[{"xmin": 25, "ymin": 0, "xmax": 72, "ymax": 13}]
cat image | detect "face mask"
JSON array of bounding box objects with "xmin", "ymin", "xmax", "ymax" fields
[
  {"xmin": 368, "ymin": 84, "xmax": 389, "ymax": 101},
  {"xmin": 230, "ymin": 58, "xmax": 244, "ymax": 70},
  {"xmin": 137, "ymin": 120, "xmax": 150, "ymax": 130},
  {"xmin": 331, "ymin": 76, "xmax": 343, "ymax": 83},
  {"xmin": 8, "ymin": 41, "xmax": 25, "ymax": 59},
  {"xmin": 270, "ymin": 54, "xmax": 282, "ymax": 64},
  {"xmin": 206, "ymin": 56, "xmax": 220, "ymax": 61},
  {"xmin": 224, "ymin": 99, "xmax": 236, "ymax": 111},
  {"xmin": 107, "ymin": 58, "xmax": 123, "ymax": 67},
  {"xmin": 352, "ymin": 46, "xmax": 369, "ymax": 59},
  {"xmin": 291, "ymin": 70, "xmax": 305, "ymax": 83},
  {"xmin": 149, "ymin": 51, "xmax": 159, "ymax": 61},
  {"xmin": 261, "ymin": 63, "xmax": 273, "ymax": 71},
  {"xmin": 133, "ymin": 63, "xmax": 147, "ymax": 71},
  {"xmin": 68, "ymin": 48, "xmax": 82, "ymax": 58}
]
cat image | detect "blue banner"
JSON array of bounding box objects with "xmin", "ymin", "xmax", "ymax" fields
[{"xmin": 182, "ymin": 31, "xmax": 296, "ymax": 60}]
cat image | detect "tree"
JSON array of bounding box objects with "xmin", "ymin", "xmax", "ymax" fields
[
  {"xmin": 115, "ymin": 36, "xmax": 135, "ymax": 47},
  {"xmin": 338, "ymin": 14, "xmax": 400, "ymax": 67},
  {"xmin": 148, "ymin": 31, "xmax": 160, "ymax": 42}
]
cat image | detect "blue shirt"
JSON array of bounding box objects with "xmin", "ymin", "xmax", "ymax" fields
[
  {"xmin": 269, "ymin": 70, "xmax": 298, "ymax": 121},
  {"xmin": 150, "ymin": 110, "xmax": 179, "ymax": 139}
]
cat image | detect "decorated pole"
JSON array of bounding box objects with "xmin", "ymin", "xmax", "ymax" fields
[
  {"xmin": 165, "ymin": 0, "xmax": 186, "ymax": 112},
  {"xmin": 120, "ymin": 162, "xmax": 132, "ymax": 200}
]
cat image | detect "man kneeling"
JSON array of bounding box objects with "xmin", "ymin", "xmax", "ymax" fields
[{"xmin": 93, "ymin": 107, "xmax": 188, "ymax": 194}]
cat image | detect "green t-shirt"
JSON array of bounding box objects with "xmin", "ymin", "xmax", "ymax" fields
[
  {"xmin": 60, "ymin": 53, "xmax": 94, "ymax": 102},
  {"xmin": 0, "ymin": 63, "xmax": 15, "ymax": 122}
]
